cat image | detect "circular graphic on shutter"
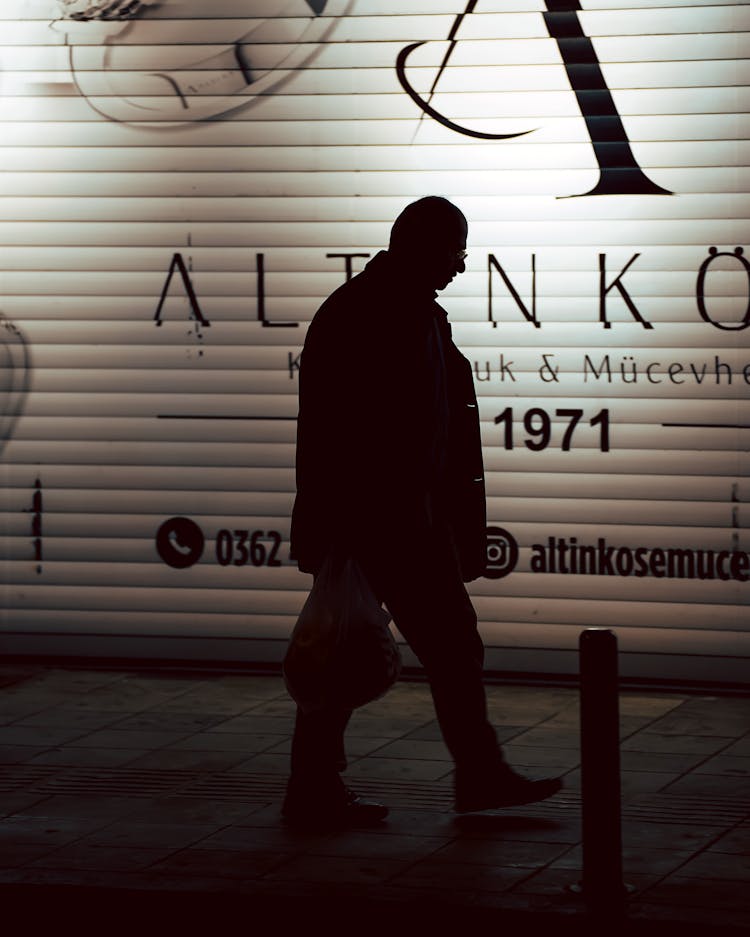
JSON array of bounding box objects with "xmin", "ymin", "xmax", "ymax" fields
[{"xmin": 57, "ymin": 0, "xmax": 352, "ymax": 124}]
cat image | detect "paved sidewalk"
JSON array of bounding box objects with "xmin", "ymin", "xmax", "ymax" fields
[{"xmin": 0, "ymin": 663, "xmax": 747, "ymax": 933}]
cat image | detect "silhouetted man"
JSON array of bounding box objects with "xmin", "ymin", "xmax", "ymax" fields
[{"xmin": 285, "ymin": 196, "xmax": 562, "ymax": 828}]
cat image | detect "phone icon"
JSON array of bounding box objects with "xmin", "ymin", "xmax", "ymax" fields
[
  {"xmin": 168, "ymin": 530, "xmax": 194, "ymax": 556},
  {"xmin": 156, "ymin": 517, "xmax": 205, "ymax": 569}
]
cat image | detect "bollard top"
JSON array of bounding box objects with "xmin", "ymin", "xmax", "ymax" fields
[{"xmin": 579, "ymin": 628, "xmax": 618, "ymax": 649}]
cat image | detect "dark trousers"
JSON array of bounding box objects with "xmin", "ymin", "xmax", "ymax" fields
[{"xmin": 287, "ymin": 535, "xmax": 503, "ymax": 802}]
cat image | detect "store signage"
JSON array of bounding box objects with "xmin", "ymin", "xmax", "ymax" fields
[{"xmin": 0, "ymin": 1, "xmax": 747, "ymax": 681}]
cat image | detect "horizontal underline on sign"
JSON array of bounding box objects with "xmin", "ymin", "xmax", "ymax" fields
[
  {"xmin": 157, "ymin": 415, "xmax": 297, "ymax": 421},
  {"xmin": 662, "ymin": 423, "xmax": 750, "ymax": 429}
]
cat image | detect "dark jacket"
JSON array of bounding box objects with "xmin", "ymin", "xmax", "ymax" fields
[{"xmin": 289, "ymin": 251, "xmax": 486, "ymax": 581}]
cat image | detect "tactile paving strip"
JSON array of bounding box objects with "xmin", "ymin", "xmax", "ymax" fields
[
  {"xmin": 1, "ymin": 765, "xmax": 747, "ymax": 827},
  {"xmin": 0, "ymin": 765, "xmax": 59, "ymax": 792},
  {"xmin": 622, "ymin": 793, "xmax": 750, "ymax": 827}
]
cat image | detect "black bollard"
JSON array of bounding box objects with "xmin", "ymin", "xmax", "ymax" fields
[{"xmin": 577, "ymin": 627, "xmax": 628, "ymax": 913}]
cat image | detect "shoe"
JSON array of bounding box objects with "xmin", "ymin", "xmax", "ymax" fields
[
  {"xmin": 282, "ymin": 787, "xmax": 389, "ymax": 831},
  {"xmin": 455, "ymin": 766, "xmax": 563, "ymax": 813}
]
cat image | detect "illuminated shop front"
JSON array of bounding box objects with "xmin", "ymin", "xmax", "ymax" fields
[{"xmin": 0, "ymin": 1, "xmax": 747, "ymax": 683}]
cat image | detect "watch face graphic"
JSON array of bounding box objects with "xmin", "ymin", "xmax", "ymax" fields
[
  {"xmin": 0, "ymin": 316, "xmax": 30, "ymax": 459},
  {"xmin": 58, "ymin": 0, "xmax": 352, "ymax": 124}
]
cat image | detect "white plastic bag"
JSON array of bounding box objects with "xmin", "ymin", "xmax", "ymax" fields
[{"xmin": 283, "ymin": 555, "xmax": 401, "ymax": 713}]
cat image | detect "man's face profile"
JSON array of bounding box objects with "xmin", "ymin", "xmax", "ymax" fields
[
  {"xmin": 389, "ymin": 197, "xmax": 468, "ymax": 293},
  {"xmin": 430, "ymin": 237, "xmax": 467, "ymax": 292}
]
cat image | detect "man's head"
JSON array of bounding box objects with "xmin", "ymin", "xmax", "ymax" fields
[{"xmin": 389, "ymin": 196, "xmax": 468, "ymax": 292}]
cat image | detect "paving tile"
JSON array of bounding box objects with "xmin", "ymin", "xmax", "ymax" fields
[
  {"xmin": 720, "ymin": 735, "xmax": 750, "ymax": 757},
  {"xmin": 562, "ymin": 769, "xmax": 676, "ymax": 798},
  {"xmin": 374, "ymin": 808, "xmax": 462, "ymax": 839},
  {"xmin": 0, "ymin": 843, "xmax": 61, "ymax": 867},
  {"xmin": 670, "ymin": 851, "xmax": 750, "ymax": 881},
  {"xmin": 429, "ymin": 837, "xmax": 570, "ymax": 867},
  {"xmin": 502, "ymin": 744, "xmax": 580, "ymax": 770},
  {"xmin": 192, "ymin": 824, "xmax": 327, "ymax": 853},
  {"xmin": 9, "ymin": 709, "xmax": 128, "ymax": 730},
  {"xmin": 512, "ymin": 866, "xmax": 655, "ymax": 897},
  {"xmin": 621, "ymin": 732, "xmax": 736, "ymax": 756},
  {"xmin": 262, "ymin": 736, "xmax": 393, "ymax": 761},
  {"xmin": 621, "ymin": 821, "xmax": 725, "ymax": 851},
  {"xmin": 630, "ymin": 901, "xmax": 750, "ymax": 931},
  {"xmin": 676, "ymin": 697, "xmax": 750, "ymax": 720},
  {"xmin": 167, "ymin": 732, "xmax": 284, "ymax": 752},
  {"xmin": 0, "ymin": 689, "xmax": 82, "ymax": 709},
  {"xmin": 0, "ymin": 793, "xmax": 51, "ymax": 817},
  {"xmin": 486, "ymin": 686, "xmax": 577, "ymax": 709},
  {"xmin": 707, "ymin": 825, "xmax": 750, "ymax": 855},
  {"xmin": 645, "ymin": 712, "xmax": 749, "ymax": 737},
  {"xmin": 312, "ymin": 831, "xmax": 446, "ymax": 862},
  {"xmin": 393, "ymin": 858, "xmax": 532, "ymax": 893},
  {"xmin": 107, "ymin": 712, "xmax": 228, "ymax": 733},
  {"xmin": 534, "ymin": 707, "xmax": 580, "ymax": 729},
  {"xmin": 114, "ymin": 674, "xmax": 201, "ymax": 694},
  {"xmin": 29, "ymin": 843, "xmax": 175, "ymax": 872},
  {"xmin": 233, "ymin": 698, "xmax": 297, "ymax": 717},
  {"xmin": 618, "ymin": 715, "xmax": 670, "ymax": 738},
  {"xmin": 82, "ymin": 821, "xmax": 216, "ymax": 850},
  {"xmin": 507, "ymin": 726, "xmax": 580, "ymax": 749},
  {"xmin": 400, "ymin": 720, "xmax": 441, "ymax": 741},
  {"xmin": 507, "ymin": 866, "xmax": 583, "ymax": 896},
  {"xmin": 19, "ymin": 796, "xmax": 142, "ymax": 821},
  {"xmin": 18, "ymin": 670, "xmax": 124, "ymax": 693},
  {"xmin": 58, "ymin": 698, "xmax": 169, "ymax": 715},
  {"xmin": 234, "ymin": 753, "xmax": 290, "ymax": 774},
  {"xmin": 619, "ymin": 750, "xmax": 706, "ymax": 773},
  {"xmin": 154, "ymin": 695, "xmax": 267, "ymax": 715},
  {"xmin": 28, "ymin": 747, "xmax": 149, "ymax": 768},
  {"xmin": 216, "ymin": 804, "xmax": 288, "ymax": 829},
  {"xmin": 263, "ymin": 853, "xmax": 411, "ymax": 885},
  {"xmin": 124, "ymin": 796, "xmax": 261, "ymax": 826},
  {"xmin": 344, "ymin": 756, "xmax": 452, "ymax": 782},
  {"xmin": 618, "ymin": 694, "xmax": 686, "ymax": 717},
  {"xmin": 0, "ymin": 702, "xmax": 63, "ymax": 719},
  {"xmin": 0, "ymin": 814, "xmax": 111, "ymax": 845},
  {"xmin": 452, "ymin": 813, "xmax": 581, "ymax": 844},
  {"xmin": 346, "ymin": 715, "xmax": 433, "ymax": 738},
  {"xmin": 203, "ymin": 714, "xmax": 295, "ymax": 735},
  {"xmin": 366, "ymin": 739, "xmax": 451, "ymax": 761},
  {"xmin": 406, "ymin": 722, "xmax": 527, "ymax": 745},
  {"xmin": 549, "ymin": 844, "xmax": 694, "ymax": 877},
  {"xmin": 0, "ymin": 745, "xmax": 52, "ymax": 764},
  {"xmin": 0, "ymin": 666, "xmax": 41, "ymax": 686},
  {"xmin": 66, "ymin": 729, "xmax": 192, "ymax": 750},
  {"xmin": 357, "ymin": 707, "xmax": 435, "ymax": 725},
  {"xmin": 0, "ymin": 866, "xmax": 160, "ymax": 890},
  {"xmin": 691, "ymin": 754, "xmax": 750, "ymax": 777},
  {"xmin": 642, "ymin": 875, "xmax": 750, "ymax": 910},
  {"xmin": 0, "ymin": 726, "xmax": 87, "ymax": 747},
  {"xmin": 662, "ymin": 774, "xmax": 750, "ymax": 797},
  {"xmin": 124, "ymin": 749, "xmax": 250, "ymax": 771},
  {"xmin": 150, "ymin": 846, "xmax": 290, "ymax": 879},
  {"xmin": 213, "ymin": 674, "xmax": 288, "ymax": 695},
  {"xmin": 485, "ymin": 705, "xmax": 562, "ymax": 727}
]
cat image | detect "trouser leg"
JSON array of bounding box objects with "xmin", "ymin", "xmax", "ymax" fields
[
  {"xmin": 362, "ymin": 540, "xmax": 504, "ymax": 775},
  {"xmin": 286, "ymin": 704, "xmax": 352, "ymax": 804}
]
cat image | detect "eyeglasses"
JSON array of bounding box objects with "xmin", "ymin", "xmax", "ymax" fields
[{"xmin": 454, "ymin": 249, "xmax": 468, "ymax": 262}]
